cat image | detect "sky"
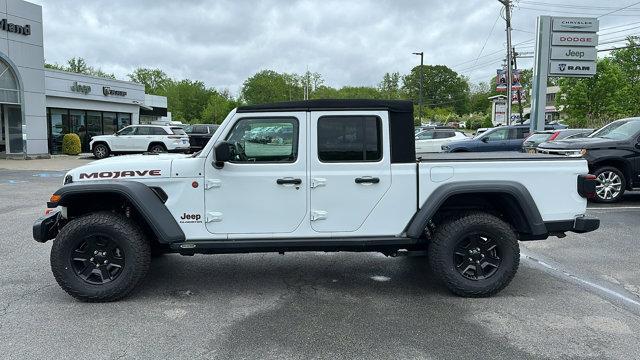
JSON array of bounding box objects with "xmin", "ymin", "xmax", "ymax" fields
[{"xmin": 30, "ymin": 0, "xmax": 640, "ymax": 94}]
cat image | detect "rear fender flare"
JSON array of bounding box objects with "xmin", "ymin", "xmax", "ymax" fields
[{"xmin": 405, "ymin": 181, "xmax": 546, "ymax": 238}]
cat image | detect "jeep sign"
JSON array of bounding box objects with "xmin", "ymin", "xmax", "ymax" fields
[
  {"xmin": 550, "ymin": 46, "xmax": 597, "ymax": 61},
  {"xmin": 549, "ymin": 60, "xmax": 596, "ymax": 76}
]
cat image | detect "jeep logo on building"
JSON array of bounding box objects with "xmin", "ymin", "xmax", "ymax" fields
[
  {"xmin": 70, "ymin": 81, "xmax": 91, "ymax": 95},
  {"xmin": 79, "ymin": 170, "xmax": 162, "ymax": 179}
]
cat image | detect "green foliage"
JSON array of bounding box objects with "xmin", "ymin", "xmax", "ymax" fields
[
  {"xmin": 201, "ymin": 89, "xmax": 238, "ymax": 124},
  {"xmin": 62, "ymin": 133, "xmax": 81, "ymax": 155},
  {"xmin": 462, "ymin": 113, "xmax": 492, "ymax": 130},
  {"xmin": 163, "ymin": 79, "xmax": 214, "ymax": 123},
  {"xmin": 45, "ymin": 57, "xmax": 116, "ymax": 79},
  {"xmin": 378, "ymin": 72, "xmax": 401, "ymax": 99},
  {"xmin": 402, "ymin": 65, "xmax": 470, "ymax": 114},
  {"xmin": 128, "ymin": 68, "xmax": 172, "ymax": 94}
]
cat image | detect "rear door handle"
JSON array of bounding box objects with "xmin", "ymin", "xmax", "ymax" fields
[
  {"xmin": 277, "ymin": 178, "xmax": 302, "ymax": 185},
  {"xmin": 355, "ymin": 177, "xmax": 380, "ymax": 184}
]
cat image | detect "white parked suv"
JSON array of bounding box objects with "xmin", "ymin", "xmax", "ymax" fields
[
  {"xmin": 90, "ymin": 125, "xmax": 190, "ymax": 159},
  {"xmin": 415, "ymin": 128, "xmax": 467, "ymax": 153}
]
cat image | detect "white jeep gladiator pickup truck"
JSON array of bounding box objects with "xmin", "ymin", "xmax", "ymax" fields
[{"xmin": 33, "ymin": 100, "xmax": 600, "ymax": 302}]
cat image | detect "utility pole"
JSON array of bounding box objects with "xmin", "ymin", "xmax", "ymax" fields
[
  {"xmin": 412, "ymin": 52, "xmax": 424, "ymax": 124},
  {"xmin": 499, "ymin": 0, "xmax": 513, "ymax": 125},
  {"xmin": 512, "ymin": 47, "xmax": 524, "ymax": 123}
]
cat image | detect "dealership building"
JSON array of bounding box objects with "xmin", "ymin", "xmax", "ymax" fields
[{"xmin": 0, "ymin": 0, "xmax": 168, "ymax": 157}]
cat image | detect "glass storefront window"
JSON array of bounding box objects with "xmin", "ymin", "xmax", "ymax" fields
[
  {"xmin": 102, "ymin": 112, "xmax": 117, "ymax": 135},
  {"xmin": 7, "ymin": 106, "xmax": 22, "ymax": 153},
  {"xmin": 47, "ymin": 109, "xmax": 133, "ymax": 154},
  {"xmin": 118, "ymin": 113, "xmax": 131, "ymax": 129},
  {"xmin": 48, "ymin": 108, "xmax": 69, "ymax": 154},
  {"xmin": 70, "ymin": 110, "xmax": 88, "ymax": 152}
]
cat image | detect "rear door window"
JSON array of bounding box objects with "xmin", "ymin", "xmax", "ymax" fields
[
  {"xmin": 317, "ymin": 116, "xmax": 382, "ymax": 162},
  {"xmin": 171, "ymin": 127, "xmax": 187, "ymax": 135}
]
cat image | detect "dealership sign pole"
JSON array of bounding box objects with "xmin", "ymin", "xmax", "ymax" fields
[{"xmin": 530, "ymin": 16, "xmax": 598, "ymax": 133}]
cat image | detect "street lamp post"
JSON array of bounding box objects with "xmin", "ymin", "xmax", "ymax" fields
[{"xmin": 412, "ymin": 52, "xmax": 424, "ymax": 124}]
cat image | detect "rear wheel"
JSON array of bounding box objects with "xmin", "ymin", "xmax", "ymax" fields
[
  {"xmin": 593, "ymin": 166, "xmax": 625, "ymax": 203},
  {"xmin": 149, "ymin": 143, "xmax": 166, "ymax": 153},
  {"xmin": 92, "ymin": 143, "xmax": 110, "ymax": 159},
  {"xmin": 50, "ymin": 212, "xmax": 151, "ymax": 302},
  {"xmin": 429, "ymin": 212, "xmax": 519, "ymax": 297}
]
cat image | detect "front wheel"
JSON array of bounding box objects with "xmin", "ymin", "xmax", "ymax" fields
[
  {"xmin": 92, "ymin": 144, "xmax": 110, "ymax": 159},
  {"xmin": 429, "ymin": 212, "xmax": 519, "ymax": 297},
  {"xmin": 50, "ymin": 212, "xmax": 151, "ymax": 302},
  {"xmin": 593, "ymin": 166, "xmax": 625, "ymax": 203}
]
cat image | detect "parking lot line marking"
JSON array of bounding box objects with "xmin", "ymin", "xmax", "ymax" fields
[
  {"xmin": 521, "ymin": 251, "xmax": 640, "ymax": 316},
  {"xmin": 587, "ymin": 206, "xmax": 640, "ymax": 210}
]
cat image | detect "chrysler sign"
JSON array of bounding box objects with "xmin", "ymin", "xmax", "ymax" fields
[{"xmin": 552, "ymin": 17, "xmax": 599, "ymax": 32}]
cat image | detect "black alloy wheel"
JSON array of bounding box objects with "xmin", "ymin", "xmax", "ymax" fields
[
  {"xmin": 71, "ymin": 234, "xmax": 125, "ymax": 285},
  {"xmin": 453, "ymin": 233, "xmax": 501, "ymax": 280}
]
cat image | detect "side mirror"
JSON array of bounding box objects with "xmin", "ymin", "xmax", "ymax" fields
[
  {"xmin": 635, "ymin": 143, "xmax": 640, "ymax": 150},
  {"xmin": 481, "ymin": 137, "xmax": 489, "ymax": 143},
  {"xmin": 213, "ymin": 141, "xmax": 233, "ymax": 168}
]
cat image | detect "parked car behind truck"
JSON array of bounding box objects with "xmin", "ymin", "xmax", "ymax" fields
[
  {"xmin": 33, "ymin": 99, "xmax": 599, "ymax": 302},
  {"xmin": 522, "ymin": 129, "xmax": 593, "ymax": 153},
  {"xmin": 442, "ymin": 124, "xmax": 566, "ymax": 153},
  {"xmin": 538, "ymin": 117, "xmax": 640, "ymax": 203}
]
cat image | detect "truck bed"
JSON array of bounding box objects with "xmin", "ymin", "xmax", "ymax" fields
[{"xmin": 418, "ymin": 151, "xmax": 571, "ymax": 162}]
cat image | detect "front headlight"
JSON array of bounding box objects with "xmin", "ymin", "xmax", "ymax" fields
[{"xmin": 580, "ymin": 148, "xmax": 588, "ymax": 156}]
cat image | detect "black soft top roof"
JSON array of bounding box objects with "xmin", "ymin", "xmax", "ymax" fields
[{"xmin": 237, "ymin": 99, "xmax": 413, "ymax": 113}]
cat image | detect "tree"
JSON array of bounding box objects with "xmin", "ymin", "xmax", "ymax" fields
[
  {"xmin": 201, "ymin": 89, "xmax": 238, "ymax": 124},
  {"xmin": 45, "ymin": 57, "xmax": 116, "ymax": 79},
  {"xmin": 402, "ymin": 65, "xmax": 470, "ymax": 115},
  {"xmin": 468, "ymin": 81, "xmax": 492, "ymax": 114},
  {"xmin": 128, "ymin": 68, "xmax": 172, "ymax": 95},
  {"xmin": 557, "ymin": 58, "xmax": 627, "ymax": 128},
  {"xmin": 241, "ymin": 70, "xmax": 299, "ymax": 104},
  {"xmin": 378, "ymin": 72, "xmax": 401, "ymax": 100},
  {"xmin": 163, "ymin": 79, "xmax": 213, "ymax": 123}
]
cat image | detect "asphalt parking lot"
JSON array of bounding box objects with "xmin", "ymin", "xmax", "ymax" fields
[{"xmin": 1, "ymin": 169, "xmax": 640, "ymax": 359}]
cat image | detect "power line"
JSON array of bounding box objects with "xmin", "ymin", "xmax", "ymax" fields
[
  {"xmin": 519, "ymin": 1, "xmax": 640, "ymax": 11},
  {"xmin": 516, "ymin": 6, "xmax": 640, "ymax": 16},
  {"xmin": 599, "ymin": 1, "xmax": 640, "ymax": 18},
  {"xmin": 600, "ymin": 20, "xmax": 640, "ymax": 31},
  {"xmin": 600, "ymin": 24, "xmax": 640, "ymax": 36},
  {"xmin": 472, "ymin": 11, "xmax": 502, "ymax": 68},
  {"xmin": 598, "ymin": 44, "xmax": 639, "ymax": 52}
]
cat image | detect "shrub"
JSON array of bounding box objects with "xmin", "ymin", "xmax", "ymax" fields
[{"xmin": 62, "ymin": 133, "xmax": 82, "ymax": 155}]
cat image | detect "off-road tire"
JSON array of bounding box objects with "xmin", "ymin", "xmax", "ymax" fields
[
  {"xmin": 429, "ymin": 212, "xmax": 519, "ymax": 297},
  {"xmin": 50, "ymin": 212, "xmax": 151, "ymax": 302},
  {"xmin": 92, "ymin": 143, "xmax": 110, "ymax": 159},
  {"xmin": 149, "ymin": 143, "xmax": 166, "ymax": 153},
  {"xmin": 592, "ymin": 166, "xmax": 625, "ymax": 203}
]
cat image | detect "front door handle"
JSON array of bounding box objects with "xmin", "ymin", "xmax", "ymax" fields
[
  {"xmin": 355, "ymin": 177, "xmax": 380, "ymax": 184},
  {"xmin": 277, "ymin": 178, "xmax": 302, "ymax": 185}
]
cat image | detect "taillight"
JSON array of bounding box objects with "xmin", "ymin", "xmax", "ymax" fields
[
  {"xmin": 577, "ymin": 174, "xmax": 597, "ymax": 199},
  {"xmin": 168, "ymin": 135, "xmax": 183, "ymax": 139},
  {"xmin": 548, "ymin": 131, "xmax": 561, "ymax": 141}
]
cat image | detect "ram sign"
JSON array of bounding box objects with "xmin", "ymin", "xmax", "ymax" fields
[{"xmin": 549, "ymin": 60, "xmax": 596, "ymax": 76}]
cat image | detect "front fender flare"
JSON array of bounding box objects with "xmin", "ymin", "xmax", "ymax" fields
[{"xmin": 50, "ymin": 181, "xmax": 185, "ymax": 244}]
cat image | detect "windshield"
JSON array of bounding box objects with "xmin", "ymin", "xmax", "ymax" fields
[
  {"xmin": 525, "ymin": 133, "xmax": 552, "ymax": 143},
  {"xmin": 590, "ymin": 119, "xmax": 640, "ymax": 140}
]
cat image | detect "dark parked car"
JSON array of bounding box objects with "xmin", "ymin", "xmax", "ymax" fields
[
  {"xmin": 183, "ymin": 124, "xmax": 219, "ymax": 152},
  {"xmin": 442, "ymin": 124, "xmax": 566, "ymax": 153},
  {"xmin": 522, "ymin": 128, "xmax": 593, "ymax": 153},
  {"xmin": 538, "ymin": 117, "xmax": 640, "ymax": 203}
]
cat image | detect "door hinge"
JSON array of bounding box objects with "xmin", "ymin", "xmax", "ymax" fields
[
  {"xmin": 310, "ymin": 210, "xmax": 327, "ymax": 221},
  {"xmin": 206, "ymin": 212, "xmax": 223, "ymax": 223},
  {"xmin": 310, "ymin": 178, "xmax": 327, "ymax": 189},
  {"xmin": 205, "ymin": 179, "xmax": 222, "ymax": 190}
]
